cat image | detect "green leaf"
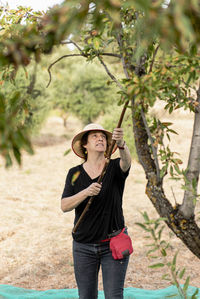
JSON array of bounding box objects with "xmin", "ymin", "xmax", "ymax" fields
[
  {"xmin": 161, "ymin": 248, "xmax": 167, "ymax": 257},
  {"xmin": 165, "ymin": 294, "xmax": 179, "ymax": 298},
  {"xmin": 154, "ymin": 222, "xmax": 160, "ymax": 231},
  {"xmin": 179, "ymin": 268, "xmax": 186, "ymax": 279},
  {"xmin": 168, "ymin": 129, "xmax": 178, "ymax": 135},
  {"xmin": 135, "ymin": 222, "xmax": 151, "ymax": 232},
  {"xmin": 174, "ymin": 164, "xmax": 181, "ymax": 174},
  {"xmin": 160, "ymin": 166, "xmax": 167, "ymax": 178},
  {"xmin": 191, "ymin": 288, "xmax": 199, "ymax": 299},
  {"xmin": 149, "ymin": 263, "xmax": 165, "ymax": 269},
  {"xmin": 192, "ymin": 178, "xmax": 197, "ymax": 189},
  {"xmin": 143, "ymin": 211, "xmax": 150, "ymax": 222},
  {"xmin": 170, "ymin": 165, "xmax": 174, "ymax": 177},
  {"xmin": 71, "ymin": 171, "xmax": 80, "ymax": 186},
  {"xmin": 64, "ymin": 149, "xmax": 71, "ymax": 156},
  {"xmin": 93, "ymin": 37, "xmax": 100, "ymax": 50},
  {"xmin": 13, "ymin": 146, "xmax": 21, "ymax": 165},
  {"xmin": 147, "ymin": 247, "xmax": 158, "ymax": 255},
  {"xmin": 162, "ymin": 273, "xmax": 170, "ymax": 280},
  {"xmin": 183, "ymin": 276, "xmax": 190, "ymax": 292},
  {"xmin": 172, "ymin": 251, "xmax": 178, "ymax": 266},
  {"xmin": 158, "ymin": 225, "xmax": 165, "ymax": 240}
]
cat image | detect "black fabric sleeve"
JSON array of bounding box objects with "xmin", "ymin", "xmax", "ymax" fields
[
  {"xmin": 61, "ymin": 169, "xmax": 75, "ymax": 199},
  {"xmin": 114, "ymin": 158, "xmax": 130, "ymax": 180}
]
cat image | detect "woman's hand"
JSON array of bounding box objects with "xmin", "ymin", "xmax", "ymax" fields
[
  {"xmin": 85, "ymin": 182, "xmax": 102, "ymax": 197},
  {"xmin": 112, "ymin": 128, "xmax": 124, "ymax": 147}
]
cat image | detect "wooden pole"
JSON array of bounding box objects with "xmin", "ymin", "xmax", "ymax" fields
[{"xmin": 72, "ymin": 100, "xmax": 129, "ymax": 233}]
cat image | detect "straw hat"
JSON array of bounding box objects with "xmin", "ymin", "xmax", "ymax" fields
[{"xmin": 72, "ymin": 123, "xmax": 116, "ymax": 158}]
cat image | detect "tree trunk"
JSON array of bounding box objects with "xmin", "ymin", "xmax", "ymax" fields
[
  {"xmin": 180, "ymin": 84, "xmax": 200, "ymax": 218},
  {"xmin": 131, "ymin": 99, "xmax": 200, "ymax": 259}
]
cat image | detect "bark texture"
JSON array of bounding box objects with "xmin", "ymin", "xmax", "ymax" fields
[
  {"xmin": 180, "ymin": 85, "xmax": 200, "ymax": 218},
  {"xmin": 131, "ymin": 101, "xmax": 200, "ymax": 259}
]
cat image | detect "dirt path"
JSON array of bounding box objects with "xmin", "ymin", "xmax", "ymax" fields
[{"xmin": 0, "ymin": 115, "xmax": 199, "ymax": 291}]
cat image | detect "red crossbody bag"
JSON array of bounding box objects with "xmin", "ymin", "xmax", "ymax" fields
[{"xmin": 108, "ymin": 228, "xmax": 133, "ymax": 260}]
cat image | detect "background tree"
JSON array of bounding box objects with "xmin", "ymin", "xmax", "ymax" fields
[
  {"xmin": 0, "ymin": 1, "xmax": 200, "ymax": 258},
  {"xmin": 46, "ymin": 48, "xmax": 120, "ymax": 125}
]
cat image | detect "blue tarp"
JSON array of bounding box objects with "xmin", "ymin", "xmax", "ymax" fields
[{"xmin": 0, "ymin": 285, "xmax": 199, "ymax": 299}]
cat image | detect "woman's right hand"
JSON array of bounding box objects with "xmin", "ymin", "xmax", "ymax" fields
[
  {"xmin": 61, "ymin": 182, "xmax": 102, "ymax": 212},
  {"xmin": 85, "ymin": 182, "xmax": 102, "ymax": 197}
]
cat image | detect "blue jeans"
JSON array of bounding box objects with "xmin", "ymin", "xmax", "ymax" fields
[{"xmin": 73, "ymin": 239, "xmax": 129, "ymax": 299}]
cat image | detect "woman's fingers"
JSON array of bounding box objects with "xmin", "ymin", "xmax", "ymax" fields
[
  {"xmin": 86, "ymin": 182, "xmax": 102, "ymax": 196},
  {"xmin": 112, "ymin": 128, "xmax": 124, "ymax": 145}
]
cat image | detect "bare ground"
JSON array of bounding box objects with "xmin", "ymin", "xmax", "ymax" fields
[{"xmin": 0, "ymin": 113, "xmax": 200, "ymax": 291}]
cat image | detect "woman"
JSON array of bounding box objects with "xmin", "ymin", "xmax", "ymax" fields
[{"xmin": 61, "ymin": 123, "xmax": 132, "ymax": 299}]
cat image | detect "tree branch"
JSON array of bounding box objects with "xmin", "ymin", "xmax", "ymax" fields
[
  {"xmin": 117, "ymin": 30, "xmax": 160, "ymax": 179},
  {"xmin": 149, "ymin": 44, "xmax": 160, "ymax": 73},
  {"xmin": 140, "ymin": 108, "xmax": 161, "ymax": 181},
  {"xmin": 46, "ymin": 39, "xmax": 121, "ymax": 88},
  {"xmin": 180, "ymin": 83, "xmax": 200, "ymax": 218},
  {"xmin": 61, "ymin": 39, "xmax": 84, "ymax": 54},
  {"xmin": 97, "ymin": 55, "xmax": 123, "ymax": 90},
  {"xmin": 117, "ymin": 27, "xmax": 161, "ymax": 182},
  {"xmin": 46, "ymin": 53, "xmax": 85, "ymax": 88},
  {"xmin": 101, "ymin": 52, "xmax": 121, "ymax": 58},
  {"xmin": 61, "ymin": 40, "xmax": 121, "ymax": 58}
]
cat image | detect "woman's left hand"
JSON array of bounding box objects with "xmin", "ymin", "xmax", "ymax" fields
[{"xmin": 112, "ymin": 128, "xmax": 124, "ymax": 147}]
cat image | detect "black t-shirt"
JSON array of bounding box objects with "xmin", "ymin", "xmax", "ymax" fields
[{"xmin": 61, "ymin": 158, "xmax": 130, "ymax": 243}]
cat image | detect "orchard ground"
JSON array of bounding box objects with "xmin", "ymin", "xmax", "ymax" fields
[{"xmin": 0, "ymin": 110, "xmax": 200, "ymax": 291}]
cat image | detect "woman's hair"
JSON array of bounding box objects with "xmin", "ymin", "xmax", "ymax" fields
[
  {"xmin": 80, "ymin": 131, "xmax": 109, "ymax": 161},
  {"xmin": 80, "ymin": 132, "xmax": 89, "ymax": 161}
]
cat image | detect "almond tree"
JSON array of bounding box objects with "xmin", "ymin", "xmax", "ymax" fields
[{"xmin": 0, "ymin": 0, "xmax": 200, "ymax": 257}]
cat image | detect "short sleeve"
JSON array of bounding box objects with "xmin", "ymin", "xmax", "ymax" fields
[
  {"xmin": 113, "ymin": 158, "xmax": 130, "ymax": 180},
  {"xmin": 61, "ymin": 169, "xmax": 75, "ymax": 199}
]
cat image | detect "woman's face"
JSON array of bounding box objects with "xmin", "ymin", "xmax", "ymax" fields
[{"xmin": 84, "ymin": 131, "xmax": 107, "ymax": 154}]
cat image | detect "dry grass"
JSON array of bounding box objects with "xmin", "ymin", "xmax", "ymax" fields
[{"xmin": 0, "ymin": 113, "xmax": 200, "ymax": 291}]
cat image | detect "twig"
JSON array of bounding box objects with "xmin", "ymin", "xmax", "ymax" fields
[
  {"xmin": 46, "ymin": 44, "xmax": 121, "ymax": 88},
  {"xmin": 140, "ymin": 108, "xmax": 161, "ymax": 181},
  {"xmin": 97, "ymin": 55, "xmax": 123, "ymax": 90},
  {"xmin": 101, "ymin": 52, "xmax": 121, "ymax": 58},
  {"xmin": 46, "ymin": 53, "xmax": 85, "ymax": 88},
  {"xmin": 171, "ymin": 187, "xmax": 178, "ymax": 205},
  {"xmin": 61, "ymin": 39, "xmax": 84, "ymax": 54},
  {"xmin": 61, "ymin": 40, "xmax": 121, "ymax": 58},
  {"xmin": 149, "ymin": 44, "xmax": 160, "ymax": 73}
]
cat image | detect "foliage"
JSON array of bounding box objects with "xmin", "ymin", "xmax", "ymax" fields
[
  {"xmin": 2, "ymin": 65, "xmax": 51, "ymax": 130},
  {"xmin": 0, "ymin": 1, "xmax": 199, "ymax": 166},
  {"xmin": 0, "ymin": 0, "xmax": 200, "ymax": 258},
  {"xmin": 136, "ymin": 212, "xmax": 199, "ymax": 299}
]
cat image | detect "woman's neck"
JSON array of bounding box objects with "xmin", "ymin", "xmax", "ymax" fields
[
  {"xmin": 85, "ymin": 153, "xmax": 106, "ymax": 167},
  {"xmin": 83, "ymin": 154, "xmax": 106, "ymax": 178}
]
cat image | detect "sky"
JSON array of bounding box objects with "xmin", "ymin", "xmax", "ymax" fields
[{"xmin": 1, "ymin": 0, "xmax": 64, "ymax": 11}]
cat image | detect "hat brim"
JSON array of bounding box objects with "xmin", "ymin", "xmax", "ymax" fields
[{"xmin": 72, "ymin": 129, "xmax": 117, "ymax": 158}]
